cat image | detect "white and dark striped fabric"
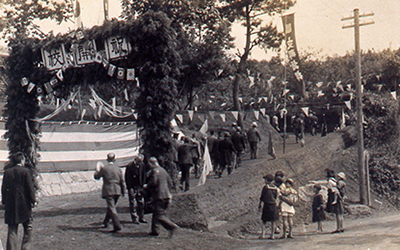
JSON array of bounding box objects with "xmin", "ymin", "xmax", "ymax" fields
[{"xmin": 0, "ymin": 121, "xmax": 139, "ymax": 172}]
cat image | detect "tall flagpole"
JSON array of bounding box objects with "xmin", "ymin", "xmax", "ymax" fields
[{"xmin": 104, "ymin": 0, "xmax": 109, "ymax": 21}]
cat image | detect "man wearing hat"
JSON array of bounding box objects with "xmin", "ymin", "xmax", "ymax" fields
[
  {"xmin": 94, "ymin": 153, "xmax": 125, "ymax": 232},
  {"xmin": 247, "ymin": 122, "xmax": 262, "ymax": 159}
]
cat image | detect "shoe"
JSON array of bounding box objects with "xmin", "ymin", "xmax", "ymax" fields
[
  {"xmin": 132, "ymin": 219, "xmax": 140, "ymax": 224},
  {"xmin": 340, "ymin": 229, "xmax": 344, "ymax": 233},
  {"xmin": 103, "ymin": 222, "xmax": 109, "ymax": 228},
  {"xmin": 139, "ymin": 218, "xmax": 148, "ymax": 224},
  {"xmin": 112, "ymin": 227, "xmax": 121, "ymax": 233},
  {"xmin": 148, "ymin": 232, "xmax": 159, "ymax": 236},
  {"xmin": 331, "ymin": 230, "xmax": 341, "ymax": 234}
]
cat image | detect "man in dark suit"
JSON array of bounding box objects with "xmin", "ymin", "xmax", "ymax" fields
[
  {"xmin": 2, "ymin": 152, "xmax": 36, "ymax": 250},
  {"xmin": 247, "ymin": 122, "xmax": 262, "ymax": 159},
  {"xmin": 231, "ymin": 126, "xmax": 246, "ymax": 168},
  {"xmin": 177, "ymin": 137, "xmax": 197, "ymax": 191},
  {"xmin": 94, "ymin": 153, "xmax": 125, "ymax": 233},
  {"xmin": 217, "ymin": 132, "xmax": 236, "ymax": 177},
  {"xmin": 144, "ymin": 157, "xmax": 179, "ymax": 237},
  {"xmin": 125, "ymin": 154, "xmax": 147, "ymax": 224}
]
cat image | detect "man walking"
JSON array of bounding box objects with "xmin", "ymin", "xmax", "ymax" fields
[
  {"xmin": 2, "ymin": 152, "xmax": 36, "ymax": 250},
  {"xmin": 94, "ymin": 153, "xmax": 125, "ymax": 233},
  {"xmin": 125, "ymin": 154, "xmax": 147, "ymax": 224},
  {"xmin": 247, "ymin": 122, "xmax": 262, "ymax": 159},
  {"xmin": 144, "ymin": 157, "xmax": 179, "ymax": 237},
  {"xmin": 231, "ymin": 126, "xmax": 246, "ymax": 168}
]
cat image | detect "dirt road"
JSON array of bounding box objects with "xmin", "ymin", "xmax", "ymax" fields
[{"xmin": 0, "ymin": 190, "xmax": 399, "ymax": 250}]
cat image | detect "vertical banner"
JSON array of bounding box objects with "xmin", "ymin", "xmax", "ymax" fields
[{"xmin": 282, "ymin": 13, "xmax": 304, "ymax": 94}]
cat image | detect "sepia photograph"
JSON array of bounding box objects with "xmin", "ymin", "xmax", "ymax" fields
[{"xmin": 0, "ymin": 1, "xmax": 399, "ymax": 249}]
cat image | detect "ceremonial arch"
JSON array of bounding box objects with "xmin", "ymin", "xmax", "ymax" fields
[{"xmin": 3, "ymin": 11, "xmax": 180, "ymax": 176}]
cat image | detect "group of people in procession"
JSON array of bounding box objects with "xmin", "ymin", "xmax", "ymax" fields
[
  {"xmin": 0, "ymin": 116, "xmax": 347, "ymax": 249},
  {"xmin": 259, "ymin": 169, "xmax": 347, "ymax": 240}
]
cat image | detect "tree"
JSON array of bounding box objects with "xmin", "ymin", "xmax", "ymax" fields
[
  {"xmin": 0, "ymin": 0, "xmax": 73, "ymax": 40},
  {"xmin": 120, "ymin": 0, "xmax": 234, "ymax": 109},
  {"xmin": 218, "ymin": 0, "xmax": 296, "ymax": 126}
]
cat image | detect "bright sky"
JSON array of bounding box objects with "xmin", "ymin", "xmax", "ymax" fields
[{"xmin": 4, "ymin": 0, "xmax": 400, "ymax": 61}]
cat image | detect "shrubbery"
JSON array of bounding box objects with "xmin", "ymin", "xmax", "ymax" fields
[{"xmin": 363, "ymin": 92, "xmax": 400, "ymax": 206}]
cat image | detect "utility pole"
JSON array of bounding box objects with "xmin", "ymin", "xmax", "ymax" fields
[{"xmin": 342, "ymin": 9, "xmax": 374, "ymax": 205}]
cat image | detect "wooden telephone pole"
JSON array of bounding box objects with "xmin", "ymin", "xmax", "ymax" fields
[{"xmin": 341, "ymin": 9, "xmax": 374, "ymax": 205}]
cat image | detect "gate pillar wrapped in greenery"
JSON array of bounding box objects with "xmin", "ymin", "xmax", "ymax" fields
[{"xmin": 4, "ymin": 11, "xmax": 181, "ymax": 180}]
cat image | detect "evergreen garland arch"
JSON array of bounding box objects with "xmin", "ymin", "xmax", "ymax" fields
[{"xmin": 4, "ymin": 11, "xmax": 180, "ymax": 177}]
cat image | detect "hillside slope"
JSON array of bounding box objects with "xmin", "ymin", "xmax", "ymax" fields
[{"xmin": 168, "ymin": 122, "xmax": 397, "ymax": 237}]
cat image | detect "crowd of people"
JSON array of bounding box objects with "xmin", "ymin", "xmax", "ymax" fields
[
  {"xmin": 0, "ymin": 118, "xmax": 347, "ymax": 248},
  {"xmin": 259, "ymin": 169, "xmax": 347, "ymax": 240}
]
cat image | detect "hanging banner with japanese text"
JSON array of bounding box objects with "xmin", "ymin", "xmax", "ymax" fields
[
  {"xmin": 41, "ymin": 45, "xmax": 67, "ymax": 71},
  {"xmin": 105, "ymin": 36, "xmax": 131, "ymax": 60},
  {"xmin": 74, "ymin": 40, "xmax": 97, "ymax": 65},
  {"xmin": 282, "ymin": 13, "xmax": 303, "ymax": 83}
]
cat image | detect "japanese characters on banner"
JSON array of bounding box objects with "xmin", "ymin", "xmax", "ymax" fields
[
  {"xmin": 41, "ymin": 45, "xmax": 67, "ymax": 71},
  {"xmin": 105, "ymin": 36, "xmax": 132, "ymax": 60},
  {"xmin": 282, "ymin": 13, "xmax": 303, "ymax": 82},
  {"xmin": 74, "ymin": 40, "xmax": 97, "ymax": 65},
  {"xmin": 30, "ymin": 36, "xmax": 137, "ymax": 96}
]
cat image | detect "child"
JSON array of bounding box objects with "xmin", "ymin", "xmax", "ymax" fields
[
  {"xmin": 279, "ymin": 178, "xmax": 298, "ymax": 239},
  {"xmin": 259, "ymin": 174, "xmax": 280, "ymax": 239},
  {"xmin": 312, "ymin": 184, "xmax": 326, "ymax": 232},
  {"xmin": 332, "ymin": 172, "xmax": 346, "ymax": 233}
]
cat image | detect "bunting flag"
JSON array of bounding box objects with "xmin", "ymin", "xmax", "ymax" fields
[
  {"xmin": 136, "ymin": 77, "xmax": 140, "ymax": 88},
  {"xmin": 344, "ymin": 100, "xmax": 352, "ymax": 110},
  {"xmin": 258, "ymin": 97, "xmax": 263, "ymax": 103},
  {"xmin": 316, "ymin": 82, "xmax": 323, "ymax": 88},
  {"xmin": 217, "ymin": 69, "xmax": 223, "ymax": 77},
  {"xmin": 188, "ymin": 110, "xmax": 194, "ymax": 121},
  {"xmin": 260, "ymin": 108, "xmax": 266, "ymax": 116},
  {"xmin": 220, "ymin": 113, "xmax": 226, "ymax": 122},
  {"xmin": 254, "ymin": 110, "xmax": 260, "ymax": 120},
  {"xmin": 238, "ymin": 97, "xmax": 243, "ymax": 103},
  {"xmin": 27, "ymin": 82, "xmax": 36, "ymax": 93},
  {"xmin": 170, "ymin": 119, "xmax": 178, "ymax": 128},
  {"xmin": 288, "ymin": 94, "xmax": 295, "ymax": 100},
  {"xmin": 126, "ymin": 68, "xmax": 135, "ymax": 81},
  {"xmin": 347, "ymin": 84, "xmax": 351, "ymax": 90},
  {"xmin": 249, "ymin": 76, "xmax": 255, "ymax": 88},
  {"xmin": 175, "ymin": 114, "xmax": 183, "ymax": 123},
  {"xmin": 199, "ymin": 119, "xmax": 208, "ymax": 135},
  {"xmin": 391, "ymin": 91, "xmax": 397, "ymax": 100},
  {"xmin": 94, "ymin": 52, "xmax": 102, "ymax": 63},
  {"xmin": 263, "ymin": 97, "xmax": 268, "ymax": 103},
  {"xmin": 116, "ymin": 67, "xmax": 125, "ymax": 80},
  {"xmin": 282, "ymin": 88, "xmax": 290, "ymax": 96},
  {"xmin": 231, "ymin": 111, "xmax": 239, "ymax": 121},
  {"xmin": 208, "ymin": 111, "xmax": 215, "ymax": 120},
  {"xmin": 317, "ymin": 90, "xmax": 324, "ymax": 98},
  {"xmin": 21, "ymin": 77, "xmax": 29, "ymax": 86},
  {"xmin": 337, "ymin": 84, "xmax": 344, "ymax": 92},
  {"xmin": 133, "ymin": 112, "xmax": 138, "ymax": 120},
  {"xmin": 108, "ymin": 64, "xmax": 116, "ymax": 77},
  {"xmin": 282, "ymin": 80, "xmax": 288, "ymax": 85},
  {"xmin": 197, "ymin": 143, "xmax": 212, "ymax": 186},
  {"xmin": 301, "ymin": 107, "xmax": 309, "ymax": 117},
  {"xmin": 123, "ymin": 88, "xmax": 129, "ymax": 101}
]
